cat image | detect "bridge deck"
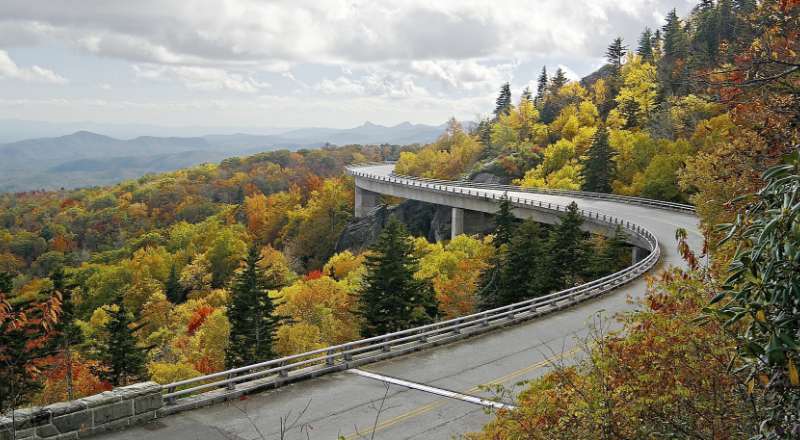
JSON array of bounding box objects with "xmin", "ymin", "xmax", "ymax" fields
[{"xmin": 97, "ymin": 164, "xmax": 700, "ymax": 440}]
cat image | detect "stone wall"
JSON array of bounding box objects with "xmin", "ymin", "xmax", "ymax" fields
[{"xmin": 0, "ymin": 382, "xmax": 162, "ymax": 440}]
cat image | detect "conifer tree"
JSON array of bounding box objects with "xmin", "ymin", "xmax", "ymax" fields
[
  {"xmin": 520, "ymin": 87, "xmax": 533, "ymax": 104},
  {"xmin": 637, "ymin": 28, "xmax": 654, "ymax": 61},
  {"xmin": 49, "ymin": 267, "xmax": 82, "ymax": 399},
  {"xmin": 549, "ymin": 68, "xmax": 568, "ymax": 94},
  {"xmin": 494, "ymin": 83, "xmax": 512, "ymax": 118},
  {"xmin": 620, "ymin": 98, "xmax": 641, "ymax": 129},
  {"xmin": 588, "ymin": 225, "xmax": 630, "ymax": 278},
  {"xmin": 581, "ymin": 126, "xmax": 615, "ymax": 193},
  {"xmin": 100, "ymin": 298, "xmax": 146, "ymax": 386},
  {"xmin": 546, "ymin": 202, "xmax": 589, "ymax": 290},
  {"xmin": 535, "ymin": 66, "xmax": 548, "ymax": 105},
  {"xmin": 358, "ymin": 217, "xmax": 437, "ymax": 337},
  {"xmin": 493, "ymin": 194, "xmax": 517, "ymax": 248},
  {"xmin": 484, "ymin": 220, "xmax": 550, "ymax": 308},
  {"xmin": 660, "ymin": 9, "xmax": 690, "ymax": 96},
  {"xmin": 606, "ymin": 37, "xmax": 628, "ymax": 74},
  {"xmin": 165, "ymin": 263, "xmax": 185, "ymax": 304},
  {"xmin": 226, "ymin": 245, "xmax": 283, "ymax": 368}
]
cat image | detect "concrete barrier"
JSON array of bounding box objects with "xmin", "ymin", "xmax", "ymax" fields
[{"xmin": 0, "ymin": 382, "xmax": 162, "ymax": 440}]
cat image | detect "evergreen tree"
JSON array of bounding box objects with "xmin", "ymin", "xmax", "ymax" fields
[
  {"xmin": 546, "ymin": 202, "xmax": 589, "ymax": 290},
  {"xmin": 606, "ymin": 37, "xmax": 628, "ymax": 73},
  {"xmin": 100, "ymin": 298, "xmax": 146, "ymax": 386},
  {"xmin": 226, "ymin": 245, "xmax": 283, "ymax": 368},
  {"xmin": 520, "ymin": 86, "xmax": 533, "ymax": 104},
  {"xmin": 494, "ymin": 83, "xmax": 512, "ymax": 118},
  {"xmin": 535, "ymin": 66, "xmax": 548, "ymax": 106},
  {"xmin": 659, "ymin": 9, "xmax": 690, "ymax": 96},
  {"xmin": 637, "ymin": 28, "xmax": 654, "ymax": 61},
  {"xmin": 581, "ymin": 126, "xmax": 615, "ymax": 193},
  {"xmin": 358, "ymin": 217, "xmax": 437, "ymax": 337},
  {"xmin": 165, "ymin": 263, "xmax": 185, "ymax": 304},
  {"xmin": 493, "ymin": 194, "xmax": 517, "ymax": 248},
  {"xmin": 588, "ymin": 226, "xmax": 630, "ymax": 278},
  {"xmin": 549, "ymin": 68, "xmax": 568, "ymax": 94},
  {"xmin": 484, "ymin": 220, "xmax": 550, "ymax": 308},
  {"xmin": 620, "ymin": 98, "xmax": 641, "ymax": 129},
  {"xmin": 49, "ymin": 267, "xmax": 82, "ymax": 400}
]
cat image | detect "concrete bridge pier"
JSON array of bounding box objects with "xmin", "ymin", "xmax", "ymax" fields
[
  {"xmin": 631, "ymin": 246, "xmax": 648, "ymax": 264},
  {"xmin": 451, "ymin": 207, "xmax": 464, "ymax": 239},
  {"xmin": 355, "ymin": 186, "xmax": 379, "ymax": 218}
]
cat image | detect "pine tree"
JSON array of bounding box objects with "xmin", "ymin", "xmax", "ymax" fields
[
  {"xmin": 226, "ymin": 245, "xmax": 283, "ymax": 368},
  {"xmin": 581, "ymin": 126, "xmax": 615, "ymax": 193},
  {"xmin": 620, "ymin": 98, "xmax": 641, "ymax": 129},
  {"xmin": 606, "ymin": 37, "xmax": 628, "ymax": 74},
  {"xmin": 588, "ymin": 226, "xmax": 630, "ymax": 277},
  {"xmin": 358, "ymin": 217, "xmax": 437, "ymax": 337},
  {"xmin": 494, "ymin": 220, "xmax": 550, "ymax": 307},
  {"xmin": 493, "ymin": 194, "xmax": 517, "ymax": 248},
  {"xmin": 546, "ymin": 202, "xmax": 589, "ymax": 290},
  {"xmin": 49, "ymin": 267, "xmax": 82, "ymax": 400},
  {"xmin": 494, "ymin": 83, "xmax": 512, "ymax": 118},
  {"xmin": 549, "ymin": 68, "xmax": 568, "ymax": 94},
  {"xmin": 637, "ymin": 28, "xmax": 654, "ymax": 61},
  {"xmin": 520, "ymin": 86, "xmax": 533, "ymax": 104},
  {"xmin": 660, "ymin": 9, "xmax": 690, "ymax": 96},
  {"xmin": 165, "ymin": 263, "xmax": 185, "ymax": 304},
  {"xmin": 535, "ymin": 66, "xmax": 548, "ymax": 106},
  {"xmin": 100, "ymin": 298, "xmax": 146, "ymax": 386}
]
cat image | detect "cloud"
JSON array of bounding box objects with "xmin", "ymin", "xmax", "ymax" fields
[
  {"xmin": 410, "ymin": 60, "xmax": 514, "ymax": 91},
  {"xmin": 133, "ymin": 64, "xmax": 269, "ymax": 93},
  {"xmin": 313, "ymin": 69, "xmax": 429, "ymax": 99},
  {"xmin": 0, "ymin": 0, "xmax": 691, "ymax": 67},
  {"xmin": 0, "ymin": 50, "xmax": 67, "ymax": 84}
]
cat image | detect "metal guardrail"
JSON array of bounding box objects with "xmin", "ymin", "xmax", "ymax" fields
[{"xmin": 161, "ymin": 163, "xmax": 664, "ymax": 405}]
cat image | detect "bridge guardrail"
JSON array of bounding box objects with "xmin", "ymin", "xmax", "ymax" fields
[{"xmin": 160, "ymin": 164, "xmax": 663, "ymax": 408}]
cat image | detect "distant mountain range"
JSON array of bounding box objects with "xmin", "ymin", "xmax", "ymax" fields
[{"xmin": 0, "ymin": 121, "xmax": 448, "ymax": 192}]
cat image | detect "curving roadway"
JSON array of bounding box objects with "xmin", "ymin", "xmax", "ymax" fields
[{"xmin": 98, "ymin": 163, "xmax": 701, "ymax": 440}]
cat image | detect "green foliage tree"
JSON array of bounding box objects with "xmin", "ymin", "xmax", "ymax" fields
[
  {"xmin": 99, "ymin": 298, "xmax": 146, "ymax": 386},
  {"xmin": 588, "ymin": 226, "xmax": 630, "ymax": 278},
  {"xmin": 494, "ymin": 83, "xmax": 513, "ymax": 118},
  {"xmin": 49, "ymin": 267, "xmax": 83, "ymax": 400},
  {"xmin": 165, "ymin": 263, "xmax": 185, "ymax": 304},
  {"xmin": 606, "ymin": 37, "xmax": 627, "ymax": 74},
  {"xmin": 712, "ymin": 160, "xmax": 800, "ymax": 437},
  {"xmin": 535, "ymin": 66, "xmax": 548, "ymax": 106},
  {"xmin": 480, "ymin": 220, "xmax": 550, "ymax": 309},
  {"xmin": 358, "ymin": 218, "xmax": 437, "ymax": 337},
  {"xmin": 547, "ymin": 202, "xmax": 589, "ymax": 290},
  {"xmin": 659, "ymin": 9, "xmax": 690, "ymax": 97},
  {"xmin": 581, "ymin": 126, "xmax": 615, "ymax": 193},
  {"xmin": 637, "ymin": 28, "xmax": 654, "ymax": 61},
  {"xmin": 550, "ymin": 68, "xmax": 568, "ymax": 94},
  {"xmin": 226, "ymin": 244, "xmax": 283, "ymax": 368},
  {"xmin": 520, "ymin": 87, "xmax": 533, "ymax": 104},
  {"xmin": 493, "ymin": 194, "xmax": 517, "ymax": 248}
]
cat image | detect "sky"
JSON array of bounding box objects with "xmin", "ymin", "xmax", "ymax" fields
[{"xmin": 0, "ymin": 0, "xmax": 695, "ymax": 130}]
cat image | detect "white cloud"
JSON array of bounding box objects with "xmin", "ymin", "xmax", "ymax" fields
[
  {"xmin": 314, "ymin": 69, "xmax": 429, "ymax": 99},
  {"xmin": 411, "ymin": 60, "xmax": 514, "ymax": 91},
  {"xmin": 557, "ymin": 64, "xmax": 582, "ymax": 82},
  {"xmin": 133, "ymin": 64, "xmax": 269, "ymax": 93},
  {"xmin": 0, "ymin": 0, "xmax": 690, "ymax": 66},
  {"xmin": 0, "ymin": 50, "xmax": 67, "ymax": 84}
]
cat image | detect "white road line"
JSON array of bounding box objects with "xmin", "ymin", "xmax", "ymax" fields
[{"xmin": 347, "ymin": 369, "xmax": 517, "ymax": 410}]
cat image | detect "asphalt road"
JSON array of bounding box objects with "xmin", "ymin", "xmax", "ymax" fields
[{"xmin": 97, "ymin": 164, "xmax": 701, "ymax": 440}]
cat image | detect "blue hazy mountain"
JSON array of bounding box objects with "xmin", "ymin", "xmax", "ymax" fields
[{"xmin": 0, "ymin": 121, "xmax": 448, "ymax": 192}]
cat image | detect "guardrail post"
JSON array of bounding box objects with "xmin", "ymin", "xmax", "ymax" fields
[
  {"xmin": 382, "ymin": 337, "xmax": 391, "ymax": 353},
  {"xmin": 279, "ymin": 361, "xmax": 289, "ymax": 378},
  {"xmin": 326, "ymin": 349, "xmax": 335, "ymax": 366},
  {"xmin": 226, "ymin": 372, "xmax": 236, "ymax": 390},
  {"xmin": 166, "ymin": 387, "xmax": 177, "ymax": 405}
]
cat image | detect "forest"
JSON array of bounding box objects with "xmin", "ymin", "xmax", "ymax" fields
[{"xmin": 1, "ymin": 0, "xmax": 799, "ymax": 438}]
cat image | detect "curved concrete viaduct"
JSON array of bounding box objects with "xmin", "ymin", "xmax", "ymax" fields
[{"xmin": 93, "ymin": 163, "xmax": 700, "ymax": 440}]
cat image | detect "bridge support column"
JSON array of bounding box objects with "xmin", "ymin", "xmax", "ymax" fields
[
  {"xmin": 631, "ymin": 246, "xmax": 648, "ymax": 264},
  {"xmin": 355, "ymin": 186, "xmax": 379, "ymax": 218},
  {"xmin": 451, "ymin": 207, "xmax": 464, "ymax": 239}
]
